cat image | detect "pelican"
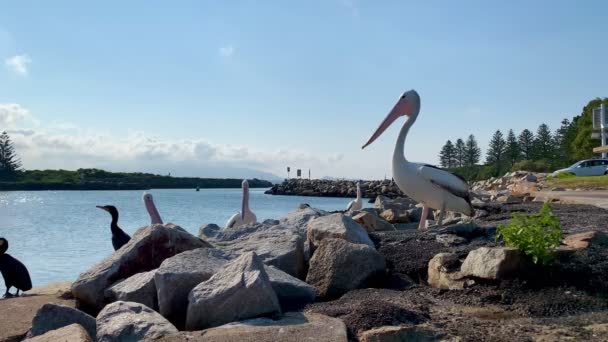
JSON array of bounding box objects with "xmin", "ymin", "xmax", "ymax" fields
[
  {"xmin": 362, "ymin": 90, "xmax": 474, "ymax": 229},
  {"xmin": 143, "ymin": 192, "xmax": 163, "ymax": 224},
  {"xmin": 225, "ymin": 180, "xmax": 257, "ymax": 229},
  {"xmin": 96, "ymin": 205, "xmax": 131, "ymax": 250},
  {"xmin": 346, "ymin": 182, "xmax": 363, "ymax": 212}
]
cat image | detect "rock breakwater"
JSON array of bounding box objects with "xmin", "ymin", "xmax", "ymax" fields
[{"xmin": 265, "ymin": 179, "xmax": 404, "ymax": 198}]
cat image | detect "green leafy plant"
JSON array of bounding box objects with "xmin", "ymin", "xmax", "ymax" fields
[{"xmin": 496, "ymin": 203, "xmax": 562, "ymax": 264}]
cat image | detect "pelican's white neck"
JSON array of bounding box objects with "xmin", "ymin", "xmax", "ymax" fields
[
  {"xmin": 242, "ymin": 184, "xmax": 250, "ymax": 212},
  {"xmin": 356, "ymin": 183, "xmax": 362, "ymax": 200},
  {"xmin": 393, "ymin": 113, "xmax": 417, "ymax": 165}
]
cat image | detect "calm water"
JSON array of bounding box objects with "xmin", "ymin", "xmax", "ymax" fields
[{"xmin": 0, "ymin": 188, "xmax": 366, "ymax": 293}]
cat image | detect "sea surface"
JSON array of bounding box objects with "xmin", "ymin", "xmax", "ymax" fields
[{"xmin": 0, "ymin": 188, "xmax": 367, "ymax": 293}]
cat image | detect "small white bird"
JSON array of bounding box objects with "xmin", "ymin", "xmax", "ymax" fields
[
  {"xmin": 362, "ymin": 90, "xmax": 474, "ymax": 229},
  {"xmin": 346, "ymin": 182, "xmax": 363, "ymax": 212},
  {"xmin": 225, "ymin": 180, "xmax": 257, "ymax": 229},
  {"xmin": 143, "ymin": 192, "xmax": 163, "ymax": 224}
]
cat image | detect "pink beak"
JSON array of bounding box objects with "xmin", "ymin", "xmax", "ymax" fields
[{"xmin": 362, "ymin": 97, "xmax": 412, "ymax": 149}]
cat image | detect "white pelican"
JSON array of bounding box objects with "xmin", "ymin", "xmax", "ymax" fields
[
  {"xmin": 143, "ymin": 192, "xmax": 163, "ymax": 224},
  {"xmin": 346, "ymin": 182, "xmax": 363, "ymax": 212},
  {"xmin": 362, "ymin": 90, "xmax": 474, "ymax": 229},
  {"xmin": 225, "ymin": 180, "xmax": 257, "ymax": 228}
]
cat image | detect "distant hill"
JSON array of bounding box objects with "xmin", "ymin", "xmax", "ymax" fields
[{"xmin": 0, "ymin": 168, "xmax": 273, "ymax": 191}]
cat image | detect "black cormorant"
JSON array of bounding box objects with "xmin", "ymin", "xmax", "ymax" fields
[
  {"xmin": 96, "ymin": 205, "xmax": 131, "ymax": 251},
  {"xmin": 0, "ymin": 238, "xmax": 33, "ymax": 298}
]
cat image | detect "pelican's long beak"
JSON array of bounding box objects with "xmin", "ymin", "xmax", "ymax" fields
[{"xmin": 362, "ymin": 97, "xmax": 411, "ymax": 149}]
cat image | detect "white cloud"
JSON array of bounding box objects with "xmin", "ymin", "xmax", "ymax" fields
[
  {"xmin": 3, "ymin": 103, "xmax": 358, "ymax": 179},
  {"xmin": 219, "ymin": 45, "xmax": 235, "ymax": 58},
  {"xmin": 5, "ymin": 54, "xmax": 31, "ymax": 75},
  {"xmin": 339, "ymin": 0, "xmax": 359, "ymax": 17},
  {"xmin": 0, "ymin": 103, "xmax": 32, "ymax": 127}
]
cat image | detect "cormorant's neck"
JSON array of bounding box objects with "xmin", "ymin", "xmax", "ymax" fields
[
  {"xmin": 110, "ymin": 213, "xmax": 120, "ymax": 232},
  {"xmin": 393, "ymin": 113, "xmax": 417, "ymax": 165}
]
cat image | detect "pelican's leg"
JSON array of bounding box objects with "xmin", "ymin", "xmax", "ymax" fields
[
  {"xmin": 418, "ymin": 205, "xmax": 429, "ymax": 229},
  {"xmin": 436, "ymin": 203, "xmax": 446, "ymax": 226}
]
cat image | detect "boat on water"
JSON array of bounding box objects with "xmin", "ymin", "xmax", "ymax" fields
[{"xmin": 196, "ymin": 186, "xmax": 200, "ymax": 191}]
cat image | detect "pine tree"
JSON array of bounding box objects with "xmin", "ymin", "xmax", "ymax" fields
[
  {"xmin": 553, "ymin": 118, "xmax": 575, "ymax": 165},
  {"xmin": 464, "ymin": 134, "xmax": 481, "ymax": 166},
  {"xmin": 533, "ymin": 123, "xmax": 554, "ymax": 160},
  {"xmin": 518, "ymin": 129, "xmax": 535, "ymax": 160},
  {"xmin": 486, "ymin": 130, "xmax": 507, "ymax": 176},
  {"xmin": 439, "ymin": 140, "xmax": 456, "ymax": 168},
  {"xmin": 455, "ymin": 138, "xmax": 466, "ymax": 167},
  {"xmin": 506, "ymin": 129, "xmax": 520, "ymax": 166},
  {"xmin": 0, "ymin": 131, "xmax": 22, "ymax": 179}
]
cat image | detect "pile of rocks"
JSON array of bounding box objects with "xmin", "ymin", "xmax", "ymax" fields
[
  {"xmin": 22, "ymin": 205, "xmax": 393, "ymax": 341},
  {"xmin": 265, "ymin": 179, "xmax": 405, "ymax": 198},
  {"xmin": 471, "ymin": 171, "xmax": 545, "ymax": 203}
]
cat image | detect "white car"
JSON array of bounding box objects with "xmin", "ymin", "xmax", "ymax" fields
[{"xmin": 553, "ymin": 159, "xmax": 608, "ymax": 177}]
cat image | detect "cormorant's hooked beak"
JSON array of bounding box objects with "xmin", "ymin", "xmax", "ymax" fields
[
  {"xmin": 362, "ymin": 96, "xmax": 412, "ymax": 149},
  {"xmin": 96, "ymin": 205, "xmax": 109, "ymax": 212}
]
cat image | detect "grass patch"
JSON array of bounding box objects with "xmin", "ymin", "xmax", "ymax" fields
[{"xmin": 545, "ymin": 174, "xmax": 608, "ymax": 189}]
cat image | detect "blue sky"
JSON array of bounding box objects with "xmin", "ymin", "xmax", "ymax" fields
[{"xmin": 1, "ymin": 1, "xmax": 606, "ymax": 179}]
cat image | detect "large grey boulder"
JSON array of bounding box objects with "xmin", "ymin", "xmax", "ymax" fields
[
  {"xmin": 96, "ymin": 301, "xmax": 178, "ymax": 342},
  {"xmin": 460, "ymin": 247, "xmax": 525, "ymax": 280},
  {"xmin": 24, "ymin": 324, "xmax": 92, "ymax": 342},
  {"xmin": 374, "ymin": 195, "xmax": 416, "ymax": 211},
  {"xmin": 157, "ymin": 312, "xmax": 347, "ymax": 342},
  {"xmin": 306, "ymin": 238, "xmax": 386, "ymax": 298},
  {"xmin": 72, "ymin": 224, "xmax": 210, "ymax": 310},
  {"xmin": 186, "ymin": 252, "xmax": 281, "ymax": 330},
  {"xmin": 358, "ymin": 324, "xmax": 445, "ymax": 342},
  {"xmin": 26, "ymin": 303, "xmax": 96, "ymax": 339},
  {"xmin": 104, "ymin": 270, "xmax": 157, "ymax": 310},
  {"xmin": 307, "ymin": 213, "xmax": 374, "ymax": 249},
  {"xmin": 155, "ymin": 247, "xmax": 228, "ymax": 328},
  {"xmin": 219, "ymin": 225, "xmax": 306, "ymax": 278},
  {"xmin": 266, "ymin": 265, "xmax": 316, "ymax": 308},
  {"xmin": 280, "ymin": 205, "xmax": 327, "ymax": 233},
  {"xmin": 198, "ymin": 223, "xmax": 221, "ymax": 240}
]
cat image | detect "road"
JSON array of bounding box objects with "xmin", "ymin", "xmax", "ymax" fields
[{"xmin": 533, "ymin": 190, "xmax": 608, "ymax": 210}]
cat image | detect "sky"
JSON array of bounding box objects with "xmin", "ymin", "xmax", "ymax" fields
[{"xmin": 1, "ymin": 1, "xmax": 607, "ymax": 180}]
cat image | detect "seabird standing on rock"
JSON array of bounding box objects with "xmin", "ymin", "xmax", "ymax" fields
[
  {"xmin": 96, "ymin": 205, "xmax": 131, "ymax": 250},
  {"xmin": 0, "ymin": 238, "xmax": 32, "ymax": 298},
  {"xmin": 225, "ymin": 180, "xmax": 257, "ymax": 229},
  {"xmin": 362, "ymin": 90, "xmax": 474, "ymax": 229},
  {"xmin": 143, "ymin": 192, "xmax": 163, "ymax": 225},
  {"xmin": 346, "ymin": 182, "xmax": 363, "ymax": 212}
]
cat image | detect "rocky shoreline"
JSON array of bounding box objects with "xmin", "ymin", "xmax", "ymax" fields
[
  {"xmin": 2, "ymin": 191, "xmax": 608, "ymax": 341},
  {"xmin": 265, "ymin": 179, "xmax": 404, "ymax": 199}
]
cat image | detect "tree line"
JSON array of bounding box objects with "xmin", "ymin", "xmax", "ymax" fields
[
  {"xmin": 0, "ymin": 131, "xmax": 21, "ymax": 179},
  {"xmin": 438, "ymin": 97, "xmax": 608, "ymax": 180}
]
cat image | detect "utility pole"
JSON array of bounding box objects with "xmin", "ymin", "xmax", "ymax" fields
[
  {"xmin": 287, "ymin": 166, "xmax": 290, "ymax": 179},
  {"xmin": 602, "ymin": 103, "xmax": 606, "ymax": 158}
]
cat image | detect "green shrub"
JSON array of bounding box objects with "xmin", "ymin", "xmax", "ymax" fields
[
  {"xmin": 547, "ymin": 171, "xmax": 576, "ymax": 180},
  {"xmin": 511, "ymin": 159, "xmax": 557, "ymax": 173},
  {"xmin": 496, "ymin": 203, "xmax": 562, "ymax": 264}
]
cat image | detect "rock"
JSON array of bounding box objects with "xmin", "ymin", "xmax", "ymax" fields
[
  {"xmin": 280, "ymin": 205, "xmax": 327, "ymax": 233},
  {"xmin": 306, "ymin": 238, "xmax": 386, "ymax": 298},
  {"xmin": 155, "ymin": 247, "xmax": 228, "ymax": 328},
  {"xmin": 72, "ymin": 224, "xmax": 210, "ymax": 311},
  {"xmin": 26, "ymin": 303, "xmax": 96, "ymax": 339},
  {"xmin": 104, "ymin": 270, "xmax": 157, "ymax": 310},
  {"xmin": 427, "ymin": 253, "xmax": 468, "ymax": 290},
  {"xmin": 0, "ymin": 282, "xmax": 75, "ymax": 342},
  {"xmin": 352, "ymin": 211, "xmax": 396, "ymax": 232},
  {"xmin": 374, "ymin": 195, "xmax": 415, "ymax": 211},
  {"xmin": 96, "ymin": 301, "xmax": 178, "ymax": 342},
  {"xmin": 439, "ymin": 223, "xmax": 488, "ymax": 239},
  {"xmin": 563, "ymin": 231, "xmax": 608, "ymax": 250},
  {"xmin": 405, "ymin": 207, "xmax": 435, "ymax": 223},
  {"xmin": 495, "ymin": 195, "xmax": 522, "ymax": 203},
  {"xmin": 358, "ymin": 324, "xmax": 445, "ymax": 342},
  {"xmin": 198, "ymin": 223, "xmax": 221, "ymax": 240},
  {"xmin": 265, "ymin": 265, "xmax": 316, "ymax": 309},
  {"xmin": 379, "ymin": 208, "xmax": 411, "ymax": 223},
  {"xmin": 436, "ymin": 234, "xmax": 468, "ymax": 247},
  {"xmin": 186, "ymin": 252, "xmax": 281, "ymax": 330},
  {"xmin": 307, "ymin": 213, "xmax": 374, "ymax": 249},
  {"xmin": 460, "ymin": 247, "xmax": 525, "ymax": 280},
  {"xmin": 551, "ymin": 187, "xmax": 566, "ymax": 191},
  {"xmin": 512, "ymin": 181, "xmax": 538, "ymax": 196},
  {"xmin": 24, "ymin": 324, "xmax": 92, "ymax": 342},
  {"xmin": 218, "ymin": 225, "xmax": 306, "ymax": 278},
  {"xmin": 157, "ymin": 312, "xmax": 348, "ymax": 342}
]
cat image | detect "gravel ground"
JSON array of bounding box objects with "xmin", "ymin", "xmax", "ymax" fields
[{"xmin": 308, "ymin": 202, "xmax": 608, "ymax": 341}]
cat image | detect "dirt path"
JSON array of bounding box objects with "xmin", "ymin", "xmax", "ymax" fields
[{"xmin": 534, "ymin": 190, "xmax": 608, "ymax": 210}]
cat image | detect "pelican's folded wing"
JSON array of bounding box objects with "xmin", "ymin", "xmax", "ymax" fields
[{"xmin": 417, "ymin": 164, "xmax": 470, "ymax": 199}]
